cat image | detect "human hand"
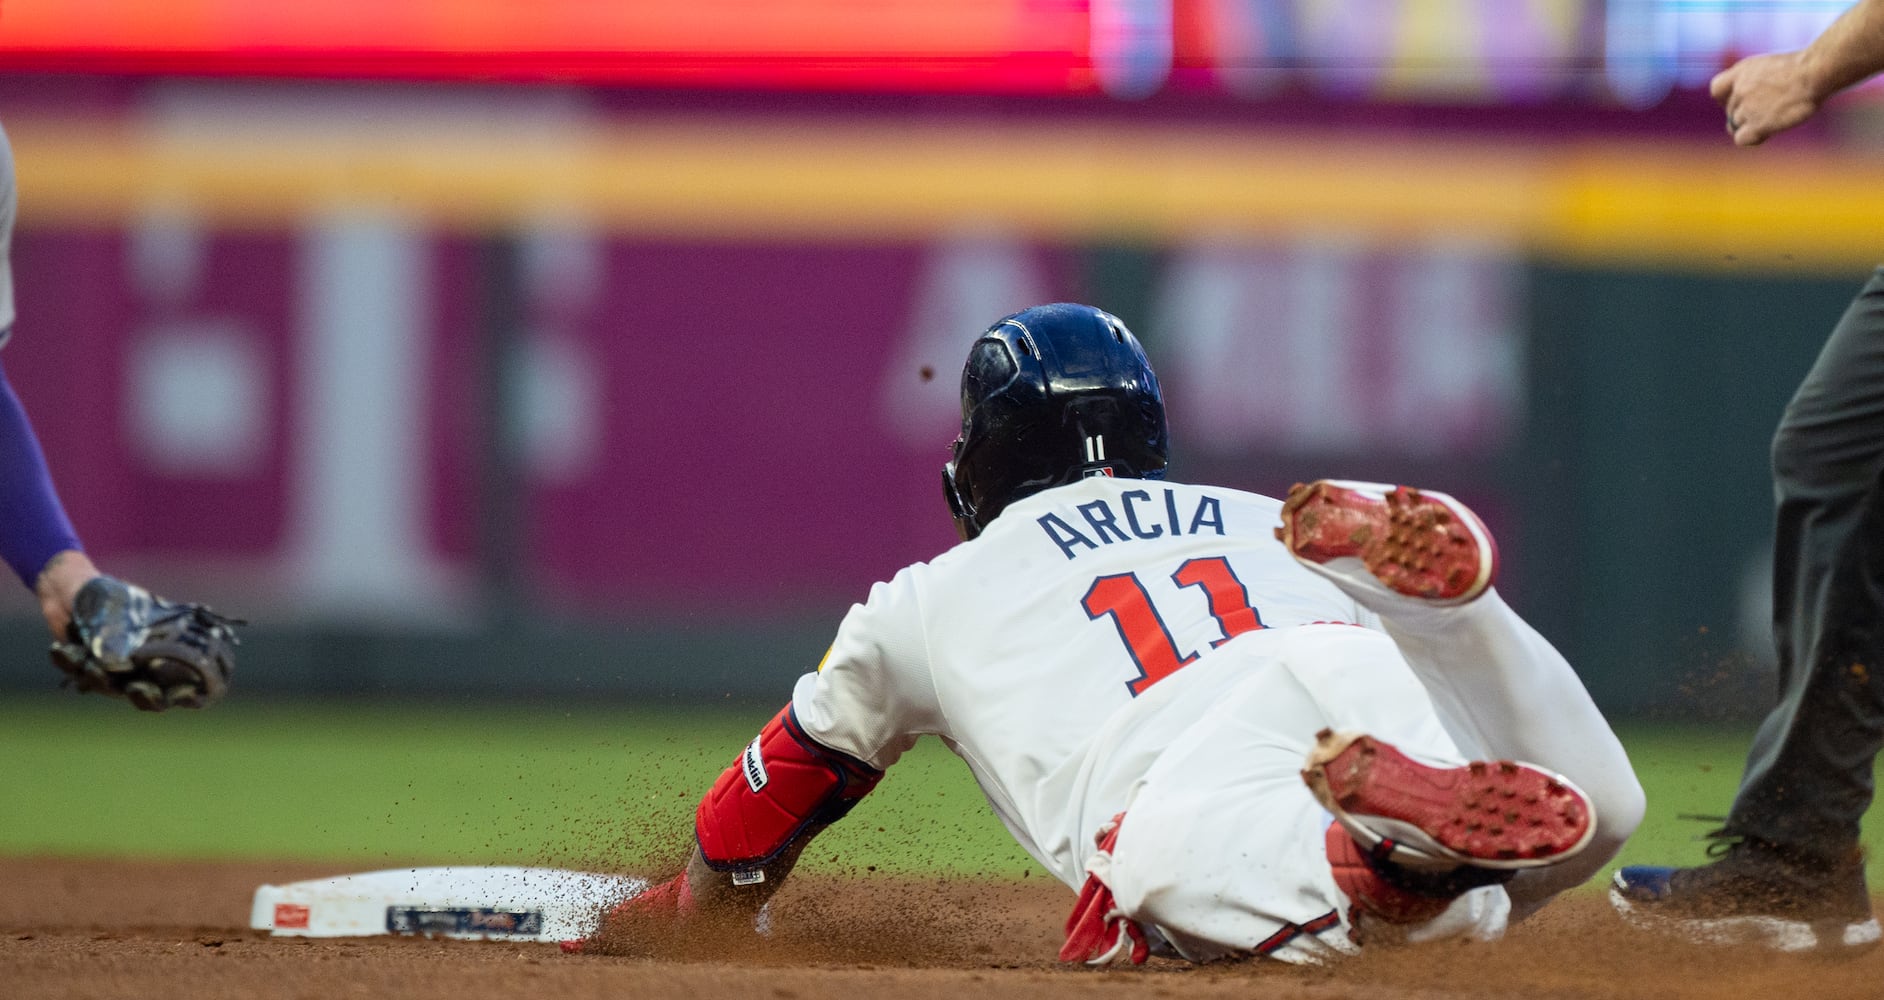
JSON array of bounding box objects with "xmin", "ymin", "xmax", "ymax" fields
[
  {"xmin": 33, "ymin": 548, "xmax": 100, "ymax": 639},
  {"xmin": 1711, "ymin": 50, "xmax": 1823, "ymax": 146}
]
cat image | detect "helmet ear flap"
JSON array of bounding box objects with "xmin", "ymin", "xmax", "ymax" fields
[
  {"xmin": 942, "ymin": 458, "xmax": 979, "ymax": 540},
  {"xmin": 942, "ymin": 431, "xmax": 987, "ymax": 538}
]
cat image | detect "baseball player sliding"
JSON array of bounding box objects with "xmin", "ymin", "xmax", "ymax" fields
[{"xmin": 577, "ymin": 303, "xmax": 1644, "ymax": 962}]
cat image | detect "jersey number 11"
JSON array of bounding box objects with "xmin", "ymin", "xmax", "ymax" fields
[{"xmin": 1081, "ymin": 556, "xmax": 1265, "ymax": 696}]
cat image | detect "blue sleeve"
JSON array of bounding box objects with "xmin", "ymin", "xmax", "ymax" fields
[{"xmin": 0, "ymin": 354, "xmax": 83, "ymax": 587}]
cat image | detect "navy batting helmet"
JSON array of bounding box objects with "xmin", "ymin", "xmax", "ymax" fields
[{"xmin": 942, "ymin": 303, "xmax": 1168, "ymax": 540}]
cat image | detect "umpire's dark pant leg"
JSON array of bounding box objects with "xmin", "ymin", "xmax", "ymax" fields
[{"xmin": 1731, "ymin": 267, "xmax": 1884, "ymax": 856}]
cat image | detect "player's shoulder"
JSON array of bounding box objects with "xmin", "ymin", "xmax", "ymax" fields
[
  {"xmin": 1139, "ymin": 476, "xmax": 1279, "ymax": 509},
  {"xmin": 843, "ymin": 550, "xmax": 952, "ymax": 627}
]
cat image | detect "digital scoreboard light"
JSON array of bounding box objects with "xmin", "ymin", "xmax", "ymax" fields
[
  {"xmin": 0, "ymin": 0, "xmax": 1101, "ymax": 93},
  {"xmin": 0, "ymin": 0, "xmax": 1866, "ymax": 104}
]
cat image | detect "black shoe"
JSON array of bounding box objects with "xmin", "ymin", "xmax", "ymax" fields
[{"xmin": 1609, "ymin": 836, "xmax": 1879, "ymax": 953}]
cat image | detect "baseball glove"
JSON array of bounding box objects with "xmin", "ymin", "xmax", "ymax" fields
[{"xmin": 49, "ymin": 575, "xmax": 243, "ymax": 712}]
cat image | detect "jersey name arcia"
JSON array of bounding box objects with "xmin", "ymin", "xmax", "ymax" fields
[{"xmin": 1036, "ymin": 487, "xmax": 1226, "ymax": 560}]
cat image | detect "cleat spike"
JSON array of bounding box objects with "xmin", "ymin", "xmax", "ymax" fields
[
  {"xmin": 1299, "ymin": 729, "xmax": 1595, "ymax": 876},
  {"xmin": 1276, "ymin": 480, "xmax": 1497, "ymax": 606}
]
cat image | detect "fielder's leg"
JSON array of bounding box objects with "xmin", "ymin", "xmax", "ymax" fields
[
  {"xmin": 1610, "ymin": 270, "xmax": 1884, "ymax": 952},
  {"xmin": 1278, "ymin": 480, "xmax": 1646, "ymax": 913},
  {"xmin": 1732, "ymin": 270, "xmax": 1884, "ymax": 859}
]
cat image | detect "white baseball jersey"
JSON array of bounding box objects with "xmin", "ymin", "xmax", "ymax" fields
[
  {"xmin": 792, "ymin": 473, "xmax": 1643, "ymax": 961},
  {"xmin": 791, "ymin": 475, "xmax": 1377, "ymax": 889}
]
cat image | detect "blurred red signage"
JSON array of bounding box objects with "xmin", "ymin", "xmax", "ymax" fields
[{"xmin": 0, "ymin": 0, "xmax": 1096, "ymax": 92}]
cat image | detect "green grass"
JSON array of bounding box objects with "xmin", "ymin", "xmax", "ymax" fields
[
  {"xmin": 1611, "ymin": 723, "xmax": 1765, "ymax": 870},
  {"xmin": 0, "ymin": 696, "xmax": 1035, "ymax": 876},
  {"xmin": 0, "ymin": 698, "xmax": 1856, "ymax": 882}
]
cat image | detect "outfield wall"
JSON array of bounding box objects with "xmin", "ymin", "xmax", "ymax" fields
[{"xmin": 0, "ymin": 80, "xmax": 1873, "ymax": 716}]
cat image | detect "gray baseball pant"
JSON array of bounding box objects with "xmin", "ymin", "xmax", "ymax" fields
[{"xmin": 1729, "ymin": 267, "xmax": 1884, "ymax": 858}]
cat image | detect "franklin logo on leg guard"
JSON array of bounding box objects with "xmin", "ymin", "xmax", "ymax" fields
[{"xmin": 742, "ymin": 737, "xmax": 769, "ymax": 793}]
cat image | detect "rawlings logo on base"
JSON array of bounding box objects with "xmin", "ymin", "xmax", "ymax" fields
[
  {"xmin": 743, "ymin": 736, "xmax": 769, "ymax": 792},
  {"xmin": 273, "ymin": 903, "xmax": 310, "ymax": 929}
]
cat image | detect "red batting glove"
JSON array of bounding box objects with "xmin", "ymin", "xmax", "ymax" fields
[{"xmin": 1058, "ymin": 813, "xmax": 1149, "ymax": 966}]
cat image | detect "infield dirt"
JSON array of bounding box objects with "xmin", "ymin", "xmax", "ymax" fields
[{"xmin": 5, "ymin": 857, "xmax": 1883, "ymax": 1000}]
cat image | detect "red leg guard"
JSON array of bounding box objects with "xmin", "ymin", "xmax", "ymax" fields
[{"xmin": 695, "ymin": 705, "xmax": 883, "ymax": 872}]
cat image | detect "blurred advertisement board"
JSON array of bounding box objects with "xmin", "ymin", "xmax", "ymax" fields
[
  {"xmin": 1179, "ymin": 0, "xmax": 1603, "ymax": 101},
  {"xmin": 1, "ymin": 0, "xmax": 1861, "ymax": 104},
  {"xmin": 6, "ymin": 221, "xmax": 1522, "ymax": 621}
]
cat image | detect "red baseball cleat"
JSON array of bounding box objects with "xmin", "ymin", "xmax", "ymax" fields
[
  {"xmin": 1323, "ymin": 822, "xmax": 1456, "ymax": 925},
  {"xmin": 1276, "ymin": 480, "xmax": 1497, "ymax": 606},
  {"xmin": 560, "ymin": 872, "xmax": 695, "ymax": 954},
  {"xmin": 1302, "ymin": 730, "xmax": 1594, "ymax": 873}
]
